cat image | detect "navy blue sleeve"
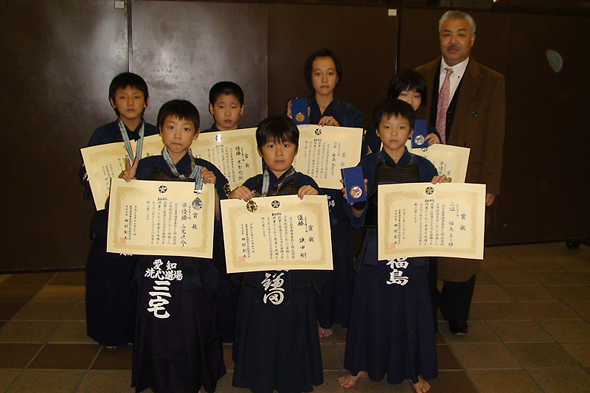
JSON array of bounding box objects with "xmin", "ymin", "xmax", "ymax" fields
[
  {"xmin": 343, "ymin": 103, "xmax": 365, "ymax": 128},
  {"xmin": 361, "ymin": 122, "xmax": 381, "ymax": 159},
  {"xmin": 416, "ymin": 155, "xmax": 439, "ymax": 182},
  {"xmin": 196, "ymin": 159, "xmax": 230, "ymax": 201},
  {"xmin": 135, "ymin": 156, "xmax": 160, "ymax": 181}
]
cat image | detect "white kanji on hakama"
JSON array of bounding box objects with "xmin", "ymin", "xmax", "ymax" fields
[
  {"xmin": 261, "ymin": 271, "xmax": 286, "ymax": 305},
  {"xmin": 386, "ymin": 257, "xmax": 410, "ymax": 286},
  {"xmin": 144, "ymin": 259, "xmax": 183, "ymax": 319}
]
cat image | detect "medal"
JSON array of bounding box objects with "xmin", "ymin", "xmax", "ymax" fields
[
  {"xmin": 247, "ymin": 200, "xmax": 258, "ymax": 212},
  {"xmin": 414, "ymin": 135, "xmax": 425, "ymax": 146},
  {"xmin": 350, "ymin": 185, "xmax": 363, "ymax": 199},
  {"xmin": 295, "ymin": 112, "xmax": 305, "ymax": 122},
  {"xmin": 192, "ymin": 196, "xmax": 203, "ymax": 210}
]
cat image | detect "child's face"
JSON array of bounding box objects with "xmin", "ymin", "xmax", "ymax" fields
[
  {"xmin": 159, "ymin": 115, "xmax": 199, "ymax": 158},
  {"xmin": 311, "ymin": 57, "xmax": 339, "ymax": 97},
  {"xmin": 397, "ymin": 89, "xmax": 422, "ymax": 111},
  {"xmin": 376, "ymin": 114, "xmax": 412, "ymax": 157},
  {"xmin": 209, "ymin": 94, "xmax": 244, "ymax": 131},
  {"xmin": 110, "ymin": 86, "xmax": 148, "ymax": 124},
  {"xmin": 258, "ymin": 138, "xmax": 298, "ymax": 178}
]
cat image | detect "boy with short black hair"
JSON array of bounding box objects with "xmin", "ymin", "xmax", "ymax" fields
[
  {"xmin": 202, "ymin": 81, "xmax": 245, "ymax": 132},
  {"xmin": 229, "ymin": 116, "xmax": 324, "ymax": 393},
  {"xmin": 339, "ymin": 99, "xmax": 450, "ymax": 393},
  {"xmin": 121, "ymin": 99, "xmax": 228, "ymax": 393},
  {"xmin": 80, "ymin": 72, "xmax": 158, "ymax": 348}
]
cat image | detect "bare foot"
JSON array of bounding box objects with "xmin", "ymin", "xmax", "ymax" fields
[
  {"xmin": 411, "ymin": 375, "xmax": 431, "ymax": 393},
  {"xmin": 338, "ymin": 371, "xmax": 368, "ymax": 388},
  {"xmin": 318, "ymin": 322, "xmax": 333, "ymax": 338}
]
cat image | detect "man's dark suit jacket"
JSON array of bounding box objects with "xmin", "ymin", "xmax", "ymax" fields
[
  {"xmin": 415, "ymin": 56, "xmax": 505, "ymax": 196},
  {"xmin": 416, "ymin": 57, "xmax": 506, "ymax": 281}
]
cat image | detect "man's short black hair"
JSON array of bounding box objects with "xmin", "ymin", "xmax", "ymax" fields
[
  {"xmin": 387, "ymin": 69, "xmax": 428, "ymax": 108},
  {"xmin": 208, "ymin": 81, "xmax": 244, "ymax": 106},
  {"xmin": 157, "ymin": 99, "xmax": 200, "ymax": 130},
  {"xmin": 108, "ymin": 72, "xmax": 149, "ymax": 116},
  {"xmin": 303, "ymin": 48, "xmax": 343, "ymax": 91},
  {"xmin": 256, "ymin": 116, "xmax": 299, "ymax": 149},
  {"xmin": 373, "ymin": 99, "xmax": 416, "ymax": 131}
]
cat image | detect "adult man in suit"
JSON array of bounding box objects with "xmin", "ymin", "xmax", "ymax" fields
[{"xmin": 415, "ymin": 10, "xmax": 505, "ymax": 335}]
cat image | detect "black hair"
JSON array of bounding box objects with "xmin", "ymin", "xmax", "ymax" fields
[
  {"xmin": 303, "ymin": 48, "xmax": 343, "ymax": 91},
  {"xmin": 255, "ymin": 116, "xmax": 299, "ymax": 149},
  {"xmin": 373, "ymin": 99, "xmax": 416, "ymax": 131},
  {"xmin": 108, "ymin": 72, "xmax": 149, "ymax": 116},
  {"xmin": 157, "ymin": 99, "xmax": 200, "ymax": 130},
  {"xmin": 208, "ymin": 81, "xmax": 245, "ymax": 106},
  {"xmin": 387, "ymin": 69, "xmax": 428, "ymax": 108}
]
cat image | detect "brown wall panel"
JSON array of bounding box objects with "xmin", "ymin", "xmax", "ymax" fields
[
  {"xmin": 0, "ymin": 1, "xmax": 128, "ymax": 272},
  {"xmin": 268, "ymin": 4, "xmax": 399, "ymax": 126},
  {"xmin": 132, "ymin": 1, "xmax": 268, "ymax": 129},
  {"xmin": 494, "ymin": 13, "xmax": 590, "ymax": 243}
]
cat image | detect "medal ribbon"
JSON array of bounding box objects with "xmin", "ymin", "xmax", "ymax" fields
[
  {"xmin": 261, "ymin": 166, "xmax": 296, "ymax": 196},
  {"xmin": 162, "ymin": 148, "xmax": 204, "ymax": 193},
  {"xmin": 118, "ymin": 119, "xmax": 145, "ymax": 162}
]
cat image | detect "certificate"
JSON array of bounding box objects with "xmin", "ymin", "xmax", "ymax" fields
[
  {"xmin": 377, "ymin": 183, "xmax": 485, "ymax": 260},
  {"xmin": 81, "ymin": 138, "xmax": 163, "ymax": 211},
  {"xmin": 294, "ymin": 125, "xmax": 363, "ymax": 189},
  {"xmin": 407, "ymin": 143, "xmax": 470, "ymax": 183},
  {"xmin": 81, "ymin": 142, "xmax": 130, "ymax": 210},
  {"xmin": 142, "ymin": 129, "xmax": 261, "ymax": 190},
  {"xmin": 107, "ymin": 178, "xmax": 215, "ymax": 258},
  {"xmin": 221, "ymin": 195, "xmax": 333, "ymax": 273}
]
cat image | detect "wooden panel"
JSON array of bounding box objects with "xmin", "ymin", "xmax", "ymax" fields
[
  {"xmin": 268, "ymin": 4, "xmax": 399, "ymax": 127},
  {"xmin": 0, "ymin": 0, "xmax": 128, "ymax": 272},
  {"xmin": 494, "ymin": 13, "xmax": 590, "ymax": 243},
  {"xmin": 132, "ymin": 1, "xmax": 268, "ymax": 129}
]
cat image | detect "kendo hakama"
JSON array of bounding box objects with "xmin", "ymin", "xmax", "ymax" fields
[
  {"xmin": 82, "ymin": 120, "xmax": 158, "ymax": 347},
  {"xmin": 232, "ymin": 270, "xmax": 324, "ymax": 393},
  {"xmin": 308, "ymin": 98, "xmax": 364, "ymax": 331},
  {"xmin": 133, "ymin": 257, "xmax": 226, "ymax": 393},
  {"xmin": 231, "ymin": 170, "xmax": 324, "ymax": 393},
  {"xmin": 343, "ymin": 151, "xmax": 438, "ymax": 385}
]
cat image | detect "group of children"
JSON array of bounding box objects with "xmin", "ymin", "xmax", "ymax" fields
[{"xmin": 81, "ymin": 49, "xmax": 449, "ymax": 393}]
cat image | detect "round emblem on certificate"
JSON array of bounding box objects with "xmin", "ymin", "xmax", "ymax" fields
[
  {"xmin": 350, "ymin": 185, "xmax": 363, "ymax": 199},
  {"xmin": 192, "ymin": 197, "xmax": 203, "ymax": 210},
  {"xmin": 158, "ymin": 185, "xmax": 167, "ymax": 193},
  {"xmin": 314, "ymin": 128, "xmax": 322, "ymax": 135},
  {"xmin": 271, "ymin": 200, "xmax": 281, "ymax": 208},
  {"xmin": 425, "ymin": 186, "xmax": 434, "ymax": 195},
  {"xmin": 295, "ymin": 112, "xmax": 305, "ymax": 122},
  {"xmin": 215, "ymin": 133, "xmax": 223, "ymax": 143},
  {"xmin": 246, "ymin": 200, "xmax": 258, "ymax": 212},
  {"xmin": 415, "ymin": 135, "xmax": 425, "ymax": 145}
]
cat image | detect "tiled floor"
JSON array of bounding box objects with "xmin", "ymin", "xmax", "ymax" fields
[{"xmin": 0, "ymin": 242, "xmax": 589, "ymax": 392}]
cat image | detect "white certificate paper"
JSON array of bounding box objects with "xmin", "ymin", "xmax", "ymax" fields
[
  {"xmin": 107, "ymin": 178, "xmax": 215, "ymax": 258},
  {"xmin": 294, "ymin": 125, "xmax": 363, "ymax": 189},
  {"xmin": 81, "ymin": 139, "xmax": 162, "ymax": 211},
  {"xmin": 407, "ymin": 143, "xmax": 470, "ymax": 183},
  {"xmin": 377, "ymin": 183, "xmax": 485, "ymax": 260},
  {"xmin": 221, "ymin": 195, "xmax": 333, "ymax": 273}
]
